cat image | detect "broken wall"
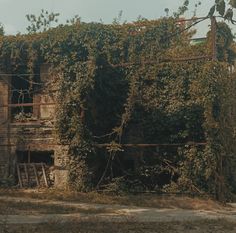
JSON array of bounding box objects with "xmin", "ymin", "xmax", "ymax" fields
[
  {"xmin": 0, "ymin": 75, "xmax": 11, "ymax": 180},
  {"xmin": 0, "ymin": 66, "xmax": 70, "ymax": 188}
]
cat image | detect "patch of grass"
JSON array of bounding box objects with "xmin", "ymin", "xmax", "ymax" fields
[
  {"xmin": 0, "ymin": 220, "xmax": 236, "ymax": 233},
  {"xmin": 0, "ymin": 188, "xmax": 228, "ymax": 211},
  {"xmin": 0, "ymin": 199, "xmax": 113, "ymax": 215}
]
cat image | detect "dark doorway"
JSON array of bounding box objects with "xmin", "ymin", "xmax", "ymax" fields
[{"xmin": 17, "ymin": 151, "xmax": 54, "ymax": 165}]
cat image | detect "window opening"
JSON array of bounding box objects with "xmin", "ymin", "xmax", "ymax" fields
[{"xmin": 17, "ymin": 150, "xmax": 54, "ymax": 166}]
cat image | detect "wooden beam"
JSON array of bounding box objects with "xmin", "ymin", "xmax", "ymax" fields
[
  {"xmin": 111, "ymin": 55, "xmax": 212, "ymax": 68},
  {"xmin": 32, "ymin": 164, "xmax": 40, "ymax": 186},
  {"xmin": 16, "ymin": 164, "xmax": 23, "ymax": 188},
  {"xmin": 0, "ymin": 102, "xmax": 55, "ymax": 108},
  {"xmin": 23, "ymin": 163, "xmax": 29, "ymax": 185},
  {"xmin": 0, "ymin": 142, "xmax": 207, "ymax": 147},
  {"xmin": 95, "ymin": 143, "xmax": 207, "ymax": 148},
  {"xmin": 41, "ymin": 163, "xmax": 49, "ymax": 188}
]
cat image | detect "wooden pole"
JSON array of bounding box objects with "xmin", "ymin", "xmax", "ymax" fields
[
  {"xmin": 32, "ymin": 164, "xmax": 40, "ymax": 186},
  {"xmin": 41, "ymin": 163, "xmax": 49, "ymax": 188},
  {"xmin": 28, "ymin": 146, "xmax": 31, "ymax": 163},
  {"xmin": 0, "ymin": 102, "xmax": 55, "ymax": 108},
  {"xmin": 211, "ymin": 17, "xmax": 217, "ymax": 61},
  {"xmin": 16, "ymin": 164, "xmax": 23, "ymax": 188},
  {"xmin": 24, "ymin": 163, "xmax": 29, "ymax": 186}
]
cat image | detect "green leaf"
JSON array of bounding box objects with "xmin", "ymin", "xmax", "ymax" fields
[
  {"xmin": 224, "ymin": 8, "xmax": 233, "ymax": 21},
  {"xmin": 216, "ymin": 0, "xmax": 226, "ymax": 16},
  {"xmin": 229, "ymin": 0, "xmax": 236, "ymax": 8},
  {"xmin": 208, "ymin": 5, "xmax": 216, "ymax": 17}
]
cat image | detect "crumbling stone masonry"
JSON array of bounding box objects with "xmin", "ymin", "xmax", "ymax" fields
[{"xmin": 0, "ymin": 65, "xmax": 69, "ymax": 188}]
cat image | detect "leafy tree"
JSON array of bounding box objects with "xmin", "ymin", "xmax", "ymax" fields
[
  {"xmin": 208, "ymin": 0, "xmax": 236, "ymax": 23},
  {"xmin": 216, "ymin": 22, "xmax": 236, "ymax": 63},
  {"xmin": 179, "ymin": 1, "xmax": 236, "ymax": 22},
  {"xmin": 66, "ymin": 15, "xmax": 81, "ymax": 25},
  {"xmin": 26, "ymin": 9, "xmax": 60, "ymax": 33},
  {"xmin": 112, "ymin": 10, "xmax": 124, "ymax": 25},
  {"xmin": 0, "ymin": 1, "xmax": 235, "ymax": 199},
  {"xmin": 0, "ymin": 23, "xmax": 4, "ymax": 36},
  {"xmin": 174, "ymin": 0, "xmax": 191, "ymax": 18},
  {"xmin": 173, "ymin": 0, "xmax": 201, "ymax": 18}
]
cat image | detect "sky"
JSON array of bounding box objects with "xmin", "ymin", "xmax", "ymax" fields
[{"xmin": 0, "ymin": 0, "xmax": 219, "ymax": 35}]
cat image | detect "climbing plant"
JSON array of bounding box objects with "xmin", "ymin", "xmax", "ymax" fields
[
  {"xmin": 0, "ymin": 12, "xmax": 236, "ymax": 201},
  {"xmin": 26, "ymin": 9, "xmax": 60, "ymax": 33},
  {"xmin": 0, "ymin": 23, "xmax": 4, "ymax": 36}
]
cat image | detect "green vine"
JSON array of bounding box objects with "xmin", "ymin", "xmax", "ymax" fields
[{"xmin": 1, "ymin": 16, "xmax": 236, "ymax": 200}]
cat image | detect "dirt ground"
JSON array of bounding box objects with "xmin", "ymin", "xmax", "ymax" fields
[
  {"xmin": 0, "ymin": 188, "xmax": 227, "ymax": 210},
  {"xmin": 1, "ymin": 189, "xmax": 236, "ymax": 233},
  {"xmin": 1, "ymin": 220, "xmax": 236, "ymax": 233}
]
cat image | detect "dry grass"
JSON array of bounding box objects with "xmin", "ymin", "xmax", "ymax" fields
[
  {"xmin": 0, "ymin": 199, "xmax": 114, "ymax": 215},
  {"xmin": 0, "ymin": 188, "xmax": 228, "ymax": 211},
  {"xmin": 0, "ymin": 189, "xmax": 234, "ymax": 233},
  {"xmin": 1, "ymin": 220, "xmax": 236, "ymax": 233}
]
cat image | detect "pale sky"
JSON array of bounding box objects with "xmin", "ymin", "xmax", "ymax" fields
[{"xmin": 0, "ymin": 0, "xmax": 220, "ymax": 35}]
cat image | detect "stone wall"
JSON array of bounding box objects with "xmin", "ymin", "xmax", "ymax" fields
[
  {"xmin": 54, "ymin": 146, "xmax": 70, "ymax": 189},
  {"xmin": 0, "ymin": 76, "xmax": 10, "ymax": 180},
  {"xmin": 0, "ymin": 67, "xmax": 69, "ymax": 188}
]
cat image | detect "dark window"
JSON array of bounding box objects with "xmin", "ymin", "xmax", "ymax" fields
[
  {"xmin": 11, "ymin": 75, "xmax": 33, "ymax": 119},
  {"xmin": 17, "ymin": 151, "xmax": 54, "ymax": 166}
]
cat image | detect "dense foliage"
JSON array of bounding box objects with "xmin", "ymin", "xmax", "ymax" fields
[
  {"xmin": 0, "ymin": 24, "xmax": 4, "ymax": 36},
  {"xmin": 0, "ymin": 16, "xmax": 236, "ymax": 200},
  {"xmin": 208, "ymin": 0, "xmax": 236, "ymax": 22}
]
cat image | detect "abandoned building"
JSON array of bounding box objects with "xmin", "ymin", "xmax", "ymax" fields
[
  {"xmin": 0, "ymin": 16, "xmax": 236, "ymax": 202},
  {"xmin": 0, "ymin": 64, "xmax": 69, "ymax": 188}
]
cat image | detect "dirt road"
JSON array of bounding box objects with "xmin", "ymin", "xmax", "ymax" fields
[{"xmin": 0, "ymin": 196, "xmax": 236, "ymax": 224}]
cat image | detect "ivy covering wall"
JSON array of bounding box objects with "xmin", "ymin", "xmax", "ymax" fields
[{"xmin": 0, "ymin": 17, "xmax": 236, "ymax": 201}]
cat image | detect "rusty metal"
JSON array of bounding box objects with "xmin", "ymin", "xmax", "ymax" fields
[
  {"xmin": 111, "ymin": 55, "xmax": 212, "ymax": 68},
  {"xmin": 95, "ymin": 143, "xmax": 207, "ymax": 148},
  {"xmin": 156, "ymin": 55, "xmax": 212, "ymax": 62},
  {"xmin": 0, "ymin": 142, "xmax": 207, "ymax": 147}
]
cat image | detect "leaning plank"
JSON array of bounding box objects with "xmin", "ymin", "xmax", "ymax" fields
[
  {"xmin": 41, "ymin": 163, "xmax": 49, "ymax": 187},
  {"xmin": 23, "ymin": 163, "xmax": 29, "ymax": 186},
  {"xmin": 16, "ymin": 164, "xmax": 23, "ymax": 188},
  {"xmin": 32, "ymin": 164, "xmax": 40, "ymax": 186}
]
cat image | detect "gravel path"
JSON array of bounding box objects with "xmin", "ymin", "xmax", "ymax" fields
[{"xmin": 1, "ymin": 196, "xmax": 236, "ymax": 224}]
